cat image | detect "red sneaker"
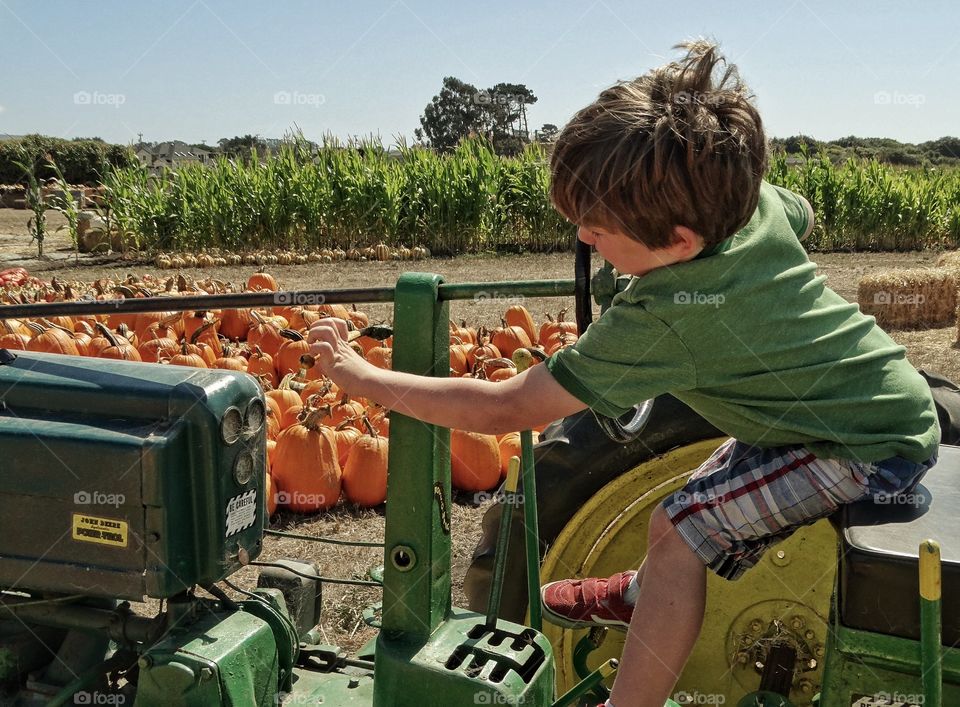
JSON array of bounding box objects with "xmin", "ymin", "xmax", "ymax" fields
[{"xmin": 540, "ymin": 570, "xmax": 637, "ymax": 629}]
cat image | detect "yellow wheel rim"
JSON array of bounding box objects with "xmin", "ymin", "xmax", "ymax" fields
[{"xmin": 538, "ymin": 438, "xmax": 837, "ymax": 706}]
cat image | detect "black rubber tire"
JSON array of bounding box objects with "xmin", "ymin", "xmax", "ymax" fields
[{"xmin": 463, "ymin": 395, "xmax": 722, "ymax": 622}]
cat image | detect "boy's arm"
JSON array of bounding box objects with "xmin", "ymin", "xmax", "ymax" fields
[{"xmin": 307, "ymin": 318, "xmax": 588, "ymax": 435}]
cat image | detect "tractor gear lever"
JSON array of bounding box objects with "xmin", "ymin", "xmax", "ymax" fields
[{"xmin": 575, "ymin": 240, "xmax": 654, "ymax": 444}]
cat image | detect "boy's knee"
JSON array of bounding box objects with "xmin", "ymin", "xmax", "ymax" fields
[{"xmin": 648, "ymin": 505, "xmax": 679, "ymax": 547}]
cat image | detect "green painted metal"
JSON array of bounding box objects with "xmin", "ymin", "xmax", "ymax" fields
[
  {"xmin": 820, "ymin": 616, "xmax": 960, "ymax": 705},
  {"xmin": 378, "ymin": 272, "xmax": 452, "ymax": 640},
  {"xmin": 550, "ymin": 658, "xmax": 617, "ymax": 707},
  {"xmin": 521, "ymin": 429, "xmax": 543, "ymax": 633},
  {"xmin": 374, "ymin": 606, "xmax": 555, "ymax": 707},
  {"xmin": 920, "ymin": 540, "xmax": 943, "ymax": 707},
  {"xmin": 487, "ymin": 460, "xmax": 520, "ymax": 628},
  {"xmin": 135, "ymin": 605, "xmax": 281, "ymax": 706},
  {"xmin": 372, "ymin": 273, "xmax": 556, "ymax": 706},
  {"xmin": 0, "ymin": 352, "xmax": 265, "ymax": 601}
]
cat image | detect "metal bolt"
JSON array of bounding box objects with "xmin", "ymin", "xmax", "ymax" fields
[
  {"xmin": 749, "ymin": 619, "xmax": 764, "ymax": 634},
  {"xmin": 814, "ymin": 644, "xmax": 824, "ymax": 657},
  {"xmin": 736, "ymin": 651, "xmax": 749, "ymax": 665},
  {"xmin": 804, "ymin": 630, "xmax": 815, "ymax": 640},
  {"xmin": 808, "ymin": 658, "xmax": 818, "ymax": 670},
  {"xmin": 348, "ymin": 678, "xmax": 360, "ymax": 688},
  {"xmin": 798, "ymin": 678, "xmax": 814, "ymax": 694},
  {"xmin": 790, "ymin": 616, "xmax": 805, "ymax": 630}
]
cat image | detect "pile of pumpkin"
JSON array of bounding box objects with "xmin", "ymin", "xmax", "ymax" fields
[
  {"xmin": 154, "ymin": 243, "xmax": 430, "ymax": 269},
  {"xmin": 0, "ymin": 268, "xmax": 579, "ymax": 515}
]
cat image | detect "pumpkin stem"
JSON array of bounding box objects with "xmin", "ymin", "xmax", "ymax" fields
[
  {"xmin": 190, "ymin": 320, "xmax": 216, "ymax": 344},
  {"xmin": 92, "ymin": 322, "xmax": 118, "ymax": 347},
  {"xmin": 361, "ymin": 415, "xmax": 378, "ymax": 438}
]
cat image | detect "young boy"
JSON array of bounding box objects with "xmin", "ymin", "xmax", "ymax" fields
[{"xmin": 308, "ymin": 41, "xmax": 940, "ymax": 707}]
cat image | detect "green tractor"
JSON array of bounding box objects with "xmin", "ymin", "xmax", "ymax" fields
[{"xmin": 0, "ymin": 267, "xmax": 956, "ymax": 706}]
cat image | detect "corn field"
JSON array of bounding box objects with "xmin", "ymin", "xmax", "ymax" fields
[
  {"xmin": 104, "ymin": 139, "xmax": 572, "ymax": 256},
  {"xmin": 767, "ymin": 150, "xmax": 960, "ymax": 251},
  {"xmin": 102, "ymin": 139, "xmax": 960, "ymax": 255}
]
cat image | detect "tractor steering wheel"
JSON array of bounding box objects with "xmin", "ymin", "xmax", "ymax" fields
[{"xmin": 575, "ymin": 240, "xmax": 653, "ymax": 444}]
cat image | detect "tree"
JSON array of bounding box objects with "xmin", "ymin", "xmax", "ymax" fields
[
  {"xmin": 538, "ymin": 123, "xmax": 559, "ymax": 142},
  {"xmin": 217, "ymin": 134, "xmax": 267, "ymax": 161},
  {"xmin": 416, "ymin": 77, "xmax": 487, "ymax": 152},
  {"xmin": 416, "ymin": 78, "xmax": 538, "ymax": 155}
]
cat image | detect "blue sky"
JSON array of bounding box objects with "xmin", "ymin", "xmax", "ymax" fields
[{"xmin": 1, "ymin": 0, "xmax": 957, "ymax": 146}]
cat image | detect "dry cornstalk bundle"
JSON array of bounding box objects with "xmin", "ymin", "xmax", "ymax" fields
[{"xmin": 858, "ymin": 268, "xmax": 956, "ymax": 330}]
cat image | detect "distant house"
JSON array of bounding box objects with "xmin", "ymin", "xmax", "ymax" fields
[{"xmin": 135, "ymin": 141, "xmax": 217, "ymax": 174}]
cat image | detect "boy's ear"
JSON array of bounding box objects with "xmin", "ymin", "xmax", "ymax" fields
[{"xmin": 670, "ymin": 225, "xmax": 705, "ymax": 258}]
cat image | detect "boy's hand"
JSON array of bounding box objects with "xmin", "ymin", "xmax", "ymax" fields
[{"xmin": 306, "ymin": 318, "xmax": 368, "ymax": 392}]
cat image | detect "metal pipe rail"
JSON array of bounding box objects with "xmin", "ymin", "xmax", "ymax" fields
[{"xmin": 0, "ymin": 279, "xmax": 577, "ymax": 319}]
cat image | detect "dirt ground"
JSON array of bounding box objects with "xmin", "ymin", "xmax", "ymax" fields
[{"xmin": 1, "ymin": 207, "xmax": 956, "ymax": 654}]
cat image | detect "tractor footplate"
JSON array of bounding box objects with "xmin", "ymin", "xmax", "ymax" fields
[{"xmin": 444, "ymin": 623, "xmax": 547, "ymax": 685}]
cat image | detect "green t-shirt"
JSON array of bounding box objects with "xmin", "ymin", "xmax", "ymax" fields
[{"xmin": 547, "ymin": 181, "xmax": 940, "ymax": 464}]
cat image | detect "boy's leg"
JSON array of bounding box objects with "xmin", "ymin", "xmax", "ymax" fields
[{"xmin": 609, "ymin": 505, "xmax": 706, "ymax": 707}]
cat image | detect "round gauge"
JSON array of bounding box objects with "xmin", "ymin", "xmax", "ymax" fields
[
  {"xmin": 221, "ymin": 407, "xmax": 243, "ymax": 445},
  {"xmin": 244, "ymin": 398, "xmax": 266, "ymax": 436},
  {"xmin": 233, "ymin": 451, "xmax": 255, "ymax": 486}
]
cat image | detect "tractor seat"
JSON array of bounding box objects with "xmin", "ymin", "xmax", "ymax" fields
[{"xmin": 839, "ymin": 444, "xmax": 960, "ymax": 644}]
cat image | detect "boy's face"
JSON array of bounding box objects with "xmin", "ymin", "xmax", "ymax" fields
[{"xmin": 577, "ymin": 224, "xmax": 703, "ymax": 276}]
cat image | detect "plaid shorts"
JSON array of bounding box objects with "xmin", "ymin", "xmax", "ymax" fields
[{"xmin": 662, "ymin": 438, "xmax": 938, "ymax": 580}]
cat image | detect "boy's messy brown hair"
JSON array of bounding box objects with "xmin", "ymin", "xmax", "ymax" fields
[{"xmin": 550, "ymin": 40, "xmax": 767, "ymax": 250}]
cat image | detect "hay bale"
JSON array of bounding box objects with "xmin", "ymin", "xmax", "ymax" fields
[
  {"xmin": 858, "ymin": 268, "xmax": 956, "ymax": 330},
  {"xmin": 937, "ymin": 251, "xmax": 960, "ymax": 270}
]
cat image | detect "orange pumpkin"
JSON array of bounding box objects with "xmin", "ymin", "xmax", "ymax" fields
[
  {"xmin": 168, "ymin": 342, "xmax": 208, "ymax": 368},
  {"xmin": 366, "ymin": 346, "xmax": 392, "ymax": 370},
  {"xmin": 247, "ymin": 311, "xmax": 285, "ymax": 360},
  {"xmin": 95, "ymin": 323, "xmax": 141, "ymax": 361},
  {"xmin": 139, "ymin": 336, "xmax": 179, "ymax": 363},
  {"xmin": 247, "ymin": 346, "xmax": 278, "ymax": 388},
  {"xmin": 247, "ymin": 268, "xmax": 279, "ymax": 292},
  {"xmin": 26, "ymin": 321, "xmax": 80, "ymax": 356},
  {"xmin": 265, "ymin": 471, "xmax": 278, "ymax": 516},
  {"xmin": 492, "ymin": 320, "xmax": 532, "ymax": 358},
  {"xmin": 505, "ymin": 305, "xmax": 537, "ymax": 345},
  {"xmin": 497, "ymin": 431, "xmax": 540, "ymax": 479},
  {"xmin": 333, "ymin": 419, "xmax": 363, "ymax": 468},
  {"xmin": 450, "ymin": 429, "xmax": 500, "ymax": 491},
  {"xmin": 342, "ymin": 417, "xmax": 389, "ymax": 507},
  {"xmin": 219, "ymin": 308, "xmax": 254, "ymax": 341},
  {"xmin": 272, "ymin": 408, "xmax": 341, "ymax": 512},
  {"xmin": 276, "ymin": 329, "xmax": 311, "ymax": 377}
]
